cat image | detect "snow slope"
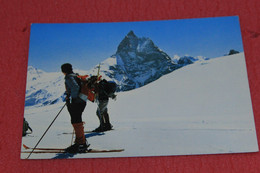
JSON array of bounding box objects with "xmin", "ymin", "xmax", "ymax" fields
[
  {"xmin": 25, "ymin": 66, "xmax": 65, "ymax": 107},
  {"xmin": 21, "ymin": 53, "xmax": 258, "ymax": 159}
]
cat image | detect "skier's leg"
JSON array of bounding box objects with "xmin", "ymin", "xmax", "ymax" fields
[
  {"xmin": 103, "ymin": 112, "xmax": 113, "ymax": 130},
  {"xmin": 98, "ymin": 100, "xmax": 108, "ymax": 116},
  {"xmin": 93, "ymin": 100, "xmax": 108, "ymax": 132},
  {"xmin": 66, "ymin": 102, "xmax": 89, "ymax": 153},
  {"xmin": 99, "ymin": 100, "xmax": 112, "ymax": 130},
  {"xmin": 72, "ymin": 122, "xmax": 86, "ymax": 144},
  {"xmin": 103, "ymin": 112, "xmax": 110, "ymax": 124},
  {"xmin": 96, "ymin": 103, "xmax": 105, "ymax": 126}
]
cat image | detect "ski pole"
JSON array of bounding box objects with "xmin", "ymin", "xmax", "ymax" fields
[
  {"xmin": 26, "ymin": 103, "xmax": 66, "ymax": 159},
  {"xmin": 97, "ymin": 63, "xmax": 101, "ymax": 78}
]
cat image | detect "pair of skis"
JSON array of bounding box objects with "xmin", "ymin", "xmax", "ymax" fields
[{"xmin": 22, "ymin": 144, "xmax": 124, "ymax": 154}]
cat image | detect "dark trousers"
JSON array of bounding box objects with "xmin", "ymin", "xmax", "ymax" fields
[{"xmin": 67, "ymin": 102, "xmax": 86, "ymax": 124}]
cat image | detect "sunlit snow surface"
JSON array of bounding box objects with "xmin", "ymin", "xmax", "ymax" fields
[{"xmin": 21, "ymin": 53, "xmax": 258, "ymax": 159}]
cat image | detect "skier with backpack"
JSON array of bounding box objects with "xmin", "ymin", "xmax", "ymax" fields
[
  {"xmin": 75, "ymin": 65, "xmax": 117, "ymax": 133},
  {"xmin": 92, "ymin": 78, "xmax": 117, "ymax": 132},
  {"xmin": 61, "ymin": 63, "xmax": 89, "ymax": 153}
]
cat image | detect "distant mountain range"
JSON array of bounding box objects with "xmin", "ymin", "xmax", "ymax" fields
[{"xmin": 25, "ymin": 31, "xmax": 209, "ymax": 107}]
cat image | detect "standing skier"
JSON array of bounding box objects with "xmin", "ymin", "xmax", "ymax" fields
[
  {"xmin": 61, "ymin": 63, "xmax": 89, "ymax": 153},
  {"xmin": 93, "ymin": 79, "xmax": 117, "ymax": 132}
]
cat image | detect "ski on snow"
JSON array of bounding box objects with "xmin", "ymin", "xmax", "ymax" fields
[
  {"xmin": 62, "ymin": 129, "xmax": 114, "ymax": 135},
  {"xmin": 22, "ymin": 144, "xmax": 124, "ymax": 154}
]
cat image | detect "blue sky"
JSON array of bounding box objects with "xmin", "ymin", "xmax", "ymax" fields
[{"xmin": 28, "ymin": 16, "xmax": 243, "ymax": 72}]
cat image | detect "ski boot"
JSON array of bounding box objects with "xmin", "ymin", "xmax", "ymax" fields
[
  {"xmin": 92, "ymin": 125, "xmax": 105, "ymax": 132},
  {"xmin": 65, "ymin": 143, "xmax": 90, "ymax": 153},
  {"xmin": 104, "ymin": 123, "xmax": 113, "ymax": 131}
]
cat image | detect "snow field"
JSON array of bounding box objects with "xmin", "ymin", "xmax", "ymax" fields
[{"xmin": 21, "ymin": 53, "xmax": 258, "ymax": 159}]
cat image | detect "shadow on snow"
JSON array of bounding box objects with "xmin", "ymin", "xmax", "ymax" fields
[{"xmin": 52, "ymin": 132, "xmax": 105, "ymax": 159}]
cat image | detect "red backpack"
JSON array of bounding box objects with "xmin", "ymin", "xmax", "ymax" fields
[{"xmin": 77, "ymin": 75, "xmax": 102, "ymax": 102}]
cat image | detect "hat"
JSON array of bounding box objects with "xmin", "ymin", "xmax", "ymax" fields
[{"xmin": 61, "ymin": 63, "xmax": 73, "ymax": 74}]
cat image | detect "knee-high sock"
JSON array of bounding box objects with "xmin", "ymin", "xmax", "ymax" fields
[{"xmin": 72, "ymin": 122, "xmax": 86, "ymax": 144}]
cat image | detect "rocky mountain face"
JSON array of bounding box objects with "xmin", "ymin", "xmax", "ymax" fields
[{"xmin": 107, "ymin": 31, "xmax": 179, "ymax": 91}]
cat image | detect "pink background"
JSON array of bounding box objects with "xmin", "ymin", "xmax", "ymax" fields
[{"xmin": 0, "ymin": 0, "xmax": 259, "ymax": 172}]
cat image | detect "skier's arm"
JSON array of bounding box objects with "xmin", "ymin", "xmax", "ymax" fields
[
  {"xmin": 66, "ymin": 76, "xmax": 80, "ymax": 99},
  {"xmin": 63, "ymin": 86, "xmax": 71, "ymax": 104}
]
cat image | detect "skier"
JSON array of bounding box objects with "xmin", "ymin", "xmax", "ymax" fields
[
  {"xmin": 93, "ymin": 79, "xmax": 117, "ymax": 132},
  {"xmin": 61, "ymin": 63, "xmax": 89, "ymax": 153}
]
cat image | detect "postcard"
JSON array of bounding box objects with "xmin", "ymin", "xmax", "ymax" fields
[{"xmin": 21, "ymin": 16, "xmax": 258, "ymax": 159}]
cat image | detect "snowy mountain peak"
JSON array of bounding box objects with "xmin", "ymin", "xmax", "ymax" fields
[
  {"xmin": 117, "ymin": 31, "xmax": 161, "ymax": 55},
  {"xmin": 112, "ymin": 31, "xmax": 179, "ymax": 90},
  {"xmin": 28, "ymin": 66, "xmax": 45, "ymax": 74},
  {"xmin": 27, "ymin": 66, "xmax": 46, "ymax": 81},
  {"xmin": 172, "ymin": 55, "xmax": 181, "ymax": 63},
  {"xmin": 126, "ymin": 30, "xmax": 137, "ymax": 38},
  {"xmin": 195, "ymin": 55, "xmax": 209, "ymax": 61},
  {"xmin": 117, "ymin": 31, "xmax": 139, "ymax": 53}
]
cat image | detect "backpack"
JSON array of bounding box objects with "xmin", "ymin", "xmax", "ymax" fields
[
  {"xmin": 99, "ymin": 79, "xmax": 117, "ymax": 98},
  {"xmin": 23, "ymin": 118, "xmax": 33, "ymax": 136},
  {"xmin": 77, "ymin": 75, "xmax": 102, "ymax": 102}
]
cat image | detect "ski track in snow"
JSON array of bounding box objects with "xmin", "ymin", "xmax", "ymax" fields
[{"xmin": 21, "ymin": 53, "xmax": 258, "ymax": 159}]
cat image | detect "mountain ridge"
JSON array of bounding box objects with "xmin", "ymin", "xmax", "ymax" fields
[{"xmin": 25, "ymin": 31, "xmax": 209, "ymax": 107}]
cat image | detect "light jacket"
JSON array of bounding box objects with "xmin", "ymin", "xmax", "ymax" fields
[{"xmin": 64, "ymin": 73, "xmax": 85, "ymax": 103}]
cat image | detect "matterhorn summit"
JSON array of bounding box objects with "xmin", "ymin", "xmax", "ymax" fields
[{"xmin": 110, "ymin": 31, "xmax": 178, "ymax": 91}]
